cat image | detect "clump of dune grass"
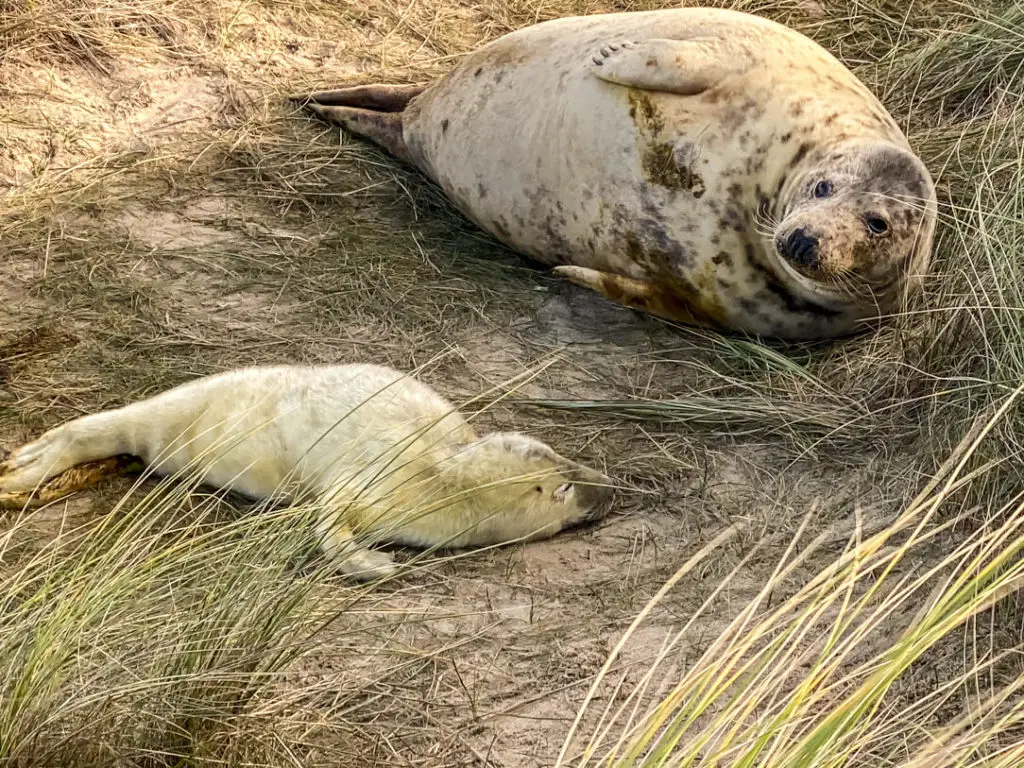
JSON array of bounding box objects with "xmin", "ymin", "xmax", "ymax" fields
[
  {"xmin": 0, "ymin": 0, "xmax": 209, "ymax": 70},
  {"xmin": 561, "ymin": 394, "xmax": 1024, "ymax": 766},
  {"xmin": 878, "ymin": 0, "xmax": 1024, "ymax": 121},
  {"xmin": 0, "ymin": 475, "xmax": 341, "ymax": 764}
]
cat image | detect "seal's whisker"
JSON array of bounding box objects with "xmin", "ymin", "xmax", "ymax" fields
[
  {"xmin": 830, "ymin": 271, "xmax": 875, "ymax": 299},
  {"xmin": 752, "ymin": 206, "xmax": 780, "ymax": 244},
  {"xmin": 753, "ymin": 206, "xmax": 779, "ymax": 238}
]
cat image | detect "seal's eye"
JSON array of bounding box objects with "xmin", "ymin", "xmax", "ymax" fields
[
  {"xmin": 865, "ymin": 216, "xmax": 889, "ymax": 235},
  {"xmin": 813, "ymin": 180, "xmax": 833, "ymax": 198}
]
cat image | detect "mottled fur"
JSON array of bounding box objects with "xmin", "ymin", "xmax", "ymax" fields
[
  {"xmin": 295, "ymin": 8, "xmax": 937, "ymax": 340},
  {"xmin": 0, "ymin": 364, "xmax": 613, "ymax": 580}
]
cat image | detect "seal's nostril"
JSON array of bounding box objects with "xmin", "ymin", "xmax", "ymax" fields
[
  {"xmin": 786, "ymin": 228, "xmax": 802, "ymax": 252},
  {"xmin": 785, "ymin": 228, "xmax": 820, "ymax": 268}
]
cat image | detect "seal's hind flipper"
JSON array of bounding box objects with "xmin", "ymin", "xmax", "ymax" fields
[
  {"xmin": 590, "ymin": 38, "xmax": 750, "ymax": 95},
  {"xmin": 0, "ymin": 454, "xmax": 144, "ymax": 511},
  {"xmin": 300, "ymin": 103, "xmax": 412, "ymax": 165},
  {"xmin": 291, "ymin": 84, "xmax": 425, "ymax": 112},
  {"xmin": 553, "ymin": 266, "xmax": 722, "ymax": 330}
]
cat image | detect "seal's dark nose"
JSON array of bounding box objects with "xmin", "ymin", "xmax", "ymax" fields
[{"xmin": 784, "ymin": 228, "xmax": 820, "ymax": 268}]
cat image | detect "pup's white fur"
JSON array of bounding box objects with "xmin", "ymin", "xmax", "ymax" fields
[{"xmin": 0, "ymin": 364, "xmax": 613, "ymax": 579}]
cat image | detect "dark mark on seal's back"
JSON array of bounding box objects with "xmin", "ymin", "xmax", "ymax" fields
[
  {"xmin": 790, "ymin": 141, "xmax": 812, "ymax": 168},
  {"xmin": 740, "ymin": 297, "xmax": 761, "ymax": 316},
  {"xmin": 719, "ymin": 205, "xmax": 746, "ymax": 234}
]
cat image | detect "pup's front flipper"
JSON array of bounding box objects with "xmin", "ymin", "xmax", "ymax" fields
[
  {"xmin": 553, "ymin": 265, "xmax": 722, "ymax": 330},
  {"xmin": 590, "ymin": 38, "xmax": 751, "ymax": 95},
  {"xmin": 0, "ymin": 455, "xmax": 144, "ymax": 511},
  {"xmin": 315, "ymin": 517, "xmax": 399, "ymax": 582}
]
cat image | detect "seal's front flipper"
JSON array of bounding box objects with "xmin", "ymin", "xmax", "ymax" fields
[
  {"xmin": 315, "ymin": 515, "xmax": 399, "ymax": 582},
  {"xmin": 590, "ymin": 38, "xmax": 750, "ymax": 95},
  {"xmin": 553, "ymin": 266, "xmax": 721, "ymax": 330}
]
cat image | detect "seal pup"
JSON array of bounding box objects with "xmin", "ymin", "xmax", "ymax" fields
[
  {"xmin": 0, "ymin": 364, "xmax": 613, "ymax": 580},
  {"xmin": 294, "ymin": 8, "xmax": 937, "ymax": 340}
]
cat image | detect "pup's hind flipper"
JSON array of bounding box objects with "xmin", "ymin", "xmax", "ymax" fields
[
  {"xmin": 0, "ymin": 410, "xmax": 140, "ymax": 498},
  {"xmin": 0, "ymin": 454, "xmax": 144, "ymax": 511}
]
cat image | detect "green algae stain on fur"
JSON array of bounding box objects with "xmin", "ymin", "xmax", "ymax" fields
[
  {"xmin": 640, "ymin": 140, "xmax": 706, "ymax": 195},
  {"xmin": 627, "ymin": 88, "xmax": 664, "ymax": 134},
  {"xmin": 627, "ymin": 88, "xmax": 705, "ymax": 195}
]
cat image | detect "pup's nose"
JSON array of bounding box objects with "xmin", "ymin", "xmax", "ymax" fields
[
  {"xmin": 784, "ymin": 228, "xmax": 820, "ymax": 268},
  {"xmin": 571, "ymin": 465, "xmax": 615, "ymax": 522}
]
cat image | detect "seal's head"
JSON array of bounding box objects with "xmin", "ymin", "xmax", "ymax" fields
[
  {"xmin": 773, "ymin": 139, "xmax": 937, "ymax": 305},
  {"xmin": 446, "ymin": 432, "xmax": 615, "ymax": 538}
]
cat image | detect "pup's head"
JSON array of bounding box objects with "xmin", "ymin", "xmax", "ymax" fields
[{"xmin": 450, "ymin": 432, "xmax": 614, "ymax": 542}]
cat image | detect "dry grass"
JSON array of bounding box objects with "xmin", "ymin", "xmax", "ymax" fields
[{"xmin": 2, "ymin": 0, "xmax": 1024, "ymax": 764}]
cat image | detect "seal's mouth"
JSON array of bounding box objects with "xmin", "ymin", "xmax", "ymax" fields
[{"xmin": 773, "ymin": 243, "xmax": 884, "ymax": 306}]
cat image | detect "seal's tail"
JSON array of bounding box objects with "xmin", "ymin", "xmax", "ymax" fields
[{"xmin": 290, "ymin": 84, "xmax": 426, "ymax": 164}]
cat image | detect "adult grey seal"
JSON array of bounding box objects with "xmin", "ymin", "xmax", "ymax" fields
[{"xmin": 293, "ymin": 8, "xmax": 938, "ymax": 340}]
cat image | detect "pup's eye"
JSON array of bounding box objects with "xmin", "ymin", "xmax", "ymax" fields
[
  {"xmin": 553, "ymin": 482, "xmax": 573, "ymax": 501},
  {"xmin": 865, "ymin": 216, "xmax": 889, "ymax": 235},
  {"xmin": 813, "ymin": 180, "xmax": 833, "ymax": 198}
]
